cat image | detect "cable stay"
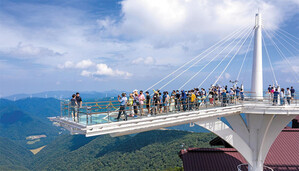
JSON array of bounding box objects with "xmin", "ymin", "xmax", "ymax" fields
[
  {"xmin": 212, "ymin": 28, "xmax": 254, "ymax": 87},
  {"xmin": 158, "ymin": 25, "xmax": 251, "ymax": 90},
  {"xmin": 178, "ymin": 27, "xmax": 252, "ymax": 90},
  {"xmin": 144, "ymin": 24, "xmax": 249, "ymax": 92},
  {"xmin": 236, "ymin": 30, "xmax": 254, "ymax": 82},
  {"xmin": 269, "ymin": 30, "xmax": 299, "ymax": 54},
  {"xmin": 273, "ymin": 29, "xmax": 299, "ymax": 52},
  {"xmin": 277, "ymin": 27, "xmax": 299, "ymax": 42},
  {"xmin": 197, "ymin": 27, "xmax": 253, "ymax": 88},
  {"xmin": 262, "ymin": 34, "xmax": 278, "ymax": 85},
  {"xmin": 264, "ymin": 29, "xmax": 299, "ymax": 82},
  {"xmin": 275, "ymin": 28, "xmax": 299, "ymax": 46}
]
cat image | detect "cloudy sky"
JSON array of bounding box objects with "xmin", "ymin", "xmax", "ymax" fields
[{"xmin": 0, "ymin": 0, "xmax": 298, "ymax": 97}]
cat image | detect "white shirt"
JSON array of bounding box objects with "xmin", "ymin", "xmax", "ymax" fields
[
  {"xmin": 280, "ymin": 91, "xmax": 285, "ymax": 98},
  {"xmin": 286, "ymin": 90, "xmax": 291, "ymax": 97}
]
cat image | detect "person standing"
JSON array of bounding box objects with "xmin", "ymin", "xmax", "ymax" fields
[
  {"xmin": 133, "ymin": 90, "xmax": 139, "ymax": 117},
  {"xmin": 70, "ymin": 94, "xmax": 78, "ymax": 122},
  {"xmin": 145, "ymin": 91, "xmax": 151, "ymax": 116},
  {"xmin": 190, "ymin": 90, "xmax": 196, "ymax": 110},
  {"xmin": 138, "ymin": 90, "xmax": 145, "ymax": 116},
  {"xmin": 286, "ymin": 88, "xmax": 291, "ymax": 105},
  {"xmin": 240, "ymin": 89, "xmax": 244, "ymax": 101},
  {"xmin": 273, "ymin": 89, "xmax": 279, "ymax": 105},
  {"xmin": 221, "ymin": 89, "xmax": 227, "ymax": 107},
  {"xmin": 153, "ymin": 91, "xmax": 160, "ymax": 115},
  {"xmin": 291, "ymin": 86, "xmax": 295, "ymax": 100},
  {"xmin": 75, "ymin": 92, "xmax": 82, "ymax": 121},
  {"xmin": 175, "ymin": 90, "xmax": 181, "ymax": 111},
  {"xmin": 235, "ymin": 87, "xmax": 240, "ymax": 101},
  {"xmin": 128, "ymin": 94, "xmax": 134, "ymax": 116},
  {"xmin": 209, "ymin": 91, "xmax": 214, "ymax": 105},
  {"xmin": 76, "ymin": 92, "xmax": 82, "ymax": 108},
  {"xmin": 181, "ymin": 90, "xmax": 187, "ymax": 111},
  {"xmin": 170, "ymin": 94, "xmax": 175, "ymax": 112},
  {"xmin": 117, "ymin": 93, "xmax": 127, "ymax": 121},
  {"xmin": 280, "ymin": 88, "xmax": 285, "ymax": 106}
]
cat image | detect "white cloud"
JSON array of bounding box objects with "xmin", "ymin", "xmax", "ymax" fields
[
  {"xmin": 93, "ymin": 63, "xmax": 132, "ymax": 77},
  {"xmin": 58, "ymin": 60, "xmax": 132, "ymax": 78},
  {"xmin": 132, "ymin": 56, "xmax": 156, "ymax": 65},
  {"xmin": 75, "ymin": 59, "xmax": 94, "ymax": 69},
  {"xmin": 99, "ymin": 0, "xmax": 299, "ymax": 46},
  {"xmin": 1, "ymin": 0, "xmax": 299, "ymax": 96},
  {"xmin": 81, "ymin": 70, "xmax": 92, "ymax": 77},
  {"xmin": 8, "ymin": 43, "xmax": 62, "ymax": 59},
  {"xmin": 58, "ymin": 59, "xmax": 95, "ymax": 69},
  {"xmin": 57, "ymin": 61, "xmax": 74, "ymax": 69}
]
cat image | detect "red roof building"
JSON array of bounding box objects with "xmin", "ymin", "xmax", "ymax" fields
[{"xmin": 179, "ymin": 118, "xmax": 299, "ymax": 171}]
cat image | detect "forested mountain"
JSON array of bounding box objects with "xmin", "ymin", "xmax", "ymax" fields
[
  {"xmin": 0, "ymin": 97, "xmax": 217, "ymax": 171},
  {"xmin": 0, "ymin": 98, "xmax": 61, "ymax": 149},
  {"xmin": 0, "ymin": 137, "xmax": 33, "ymax": 171},
  {"xmin": 29, "ymin": 130, "xmax": 215, "ymax": 171}
]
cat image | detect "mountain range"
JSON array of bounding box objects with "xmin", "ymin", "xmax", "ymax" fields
[{"xmin": 0, "ymin": 96, "xmax": 217, "ymax": 170}]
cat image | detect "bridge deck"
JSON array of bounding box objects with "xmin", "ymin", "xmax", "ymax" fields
[{"xmin": 49, "ymin": 98, "xmax": 299, "ymax": 137}]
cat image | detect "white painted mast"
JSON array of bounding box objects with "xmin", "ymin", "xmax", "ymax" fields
[{"xmin": 251, "ymin": 13, "xmax": 263, "ymax": 99}]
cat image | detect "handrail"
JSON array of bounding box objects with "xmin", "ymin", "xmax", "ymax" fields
[{"xmin": 59, "ymin": 94, "xmax": 299, "ymax": 126}]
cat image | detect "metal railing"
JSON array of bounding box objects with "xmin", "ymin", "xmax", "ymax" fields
[
  {"xmin": 237, "ymin": 164, "xmax": 274, "ymax": 171},
  {"xmin": 59, "ymin": 93, "xmax": 298, "ymax": 126}
]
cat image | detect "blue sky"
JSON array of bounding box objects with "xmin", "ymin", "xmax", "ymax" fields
[{"xmin": 0, "ymin": 0, "xmax": 298, "ymax": 97}]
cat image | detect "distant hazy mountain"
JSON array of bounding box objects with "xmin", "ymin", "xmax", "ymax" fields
[{"xmin": 4, "ymin": 90, "xmax": 123, "ymax": 101}]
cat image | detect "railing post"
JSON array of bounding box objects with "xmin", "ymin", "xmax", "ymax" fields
[
  {"xmin": 60, "ymin": 101, "xmax": 62, "ymax": 118},
  {"xmin": 67, "ymin": 102, "xmax": 70, "ymax": 119},
  {"xmin": 108, "ymin": 101, "xmax": 110, "ymax": 122}
]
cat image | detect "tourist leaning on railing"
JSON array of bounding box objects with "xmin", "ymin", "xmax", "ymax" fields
[{"xmin": 280, "ymin": 88, "xmax": 285, "ymax": 106}]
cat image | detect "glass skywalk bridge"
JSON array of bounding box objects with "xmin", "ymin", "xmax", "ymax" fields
[{"xmin": 49, "ymin": 94, "xmax": 299, "ymax": 137}]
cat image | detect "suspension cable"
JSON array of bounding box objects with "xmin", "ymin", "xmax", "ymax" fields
[
  {"xmin": 275, "ymin": 28, "xmax": 299, "ymax": 46},
  {"xmin": 197, "ymin": 27, "xmax": 253, "ymax": 88},
  {"xmin": 158, "ymin": 25, "xmax": 251, "ymax": 90},
  {"xmin": 262, "ymin": 33, "xmax": 278, "ymax": 85},
  {"xmin": 264, "ymin": 29, "xmax": 299, "ymax": 82},
  {"xmin": 236, "ymin": 30, "xmax": 254, "ymax": 81},
  {"xmin": 144, "ymin": 24, "xmax": 249, "ymax": 92},
  {"xmin": 277, "ymin": 27, "xmax": 299, "ymax": 42},
  {"xmin": 212, "ymin": 28, "xmax": 254, "ymax": 87},
  {"xmin": 178, "ymin": 26, "xmax": 250, "ymax": 90},
  {"xmin": 270, "ymin": 29, "xmax": 299, "ymax": 53}
]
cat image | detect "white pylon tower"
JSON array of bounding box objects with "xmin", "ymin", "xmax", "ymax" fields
[{"xmin": 251, "ymin": 13, "xmax": 263, "ymax": 99}]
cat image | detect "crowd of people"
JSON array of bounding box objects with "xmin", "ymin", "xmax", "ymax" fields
[
  {"xmin": 116, "ymin": 85, "xmax": 247, "ymax": 121},
  {"xmin": 267, "ymin": 85, "xmax": 296, "ymax": 106},
  {"xmin": 68, "ymin": 85, "xmax": 296, "ymax": 122}
]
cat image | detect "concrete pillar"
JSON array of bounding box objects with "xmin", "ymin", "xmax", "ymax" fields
[
  {"xmin": 196, "ymin": 114, "xmax": 296, "ymax": 171},
  {"xmin": 251, "ymin": 13, "xmax": 263, "ymax": 99}
]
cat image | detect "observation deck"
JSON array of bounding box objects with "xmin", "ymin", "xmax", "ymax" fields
[{"xmin": 49, "ymin": 94, "xmax": 299, "ymax": 137}]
